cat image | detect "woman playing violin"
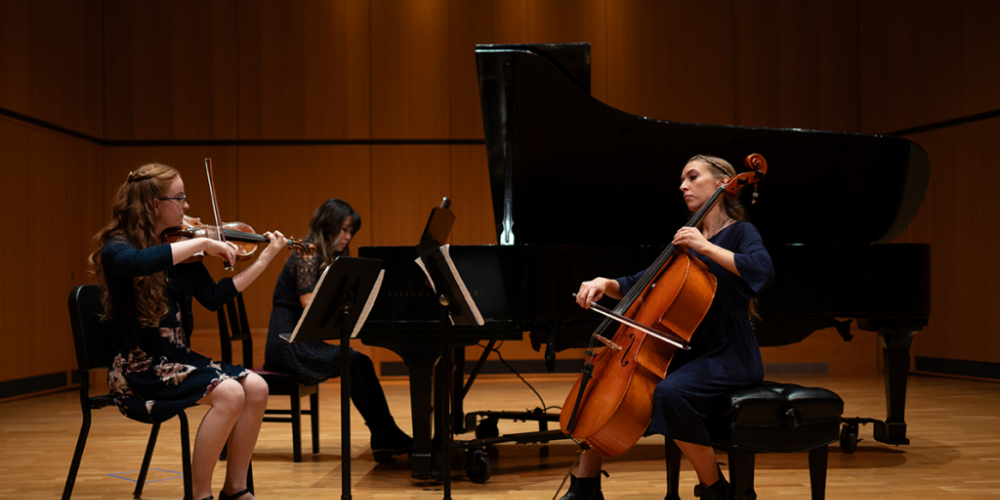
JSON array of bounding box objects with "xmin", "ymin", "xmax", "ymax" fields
[
  {"xmin": 264, "ymin": 199, "xmax": 413, "ymax": 462},
  {"xmin": 90, "ymin": 163, "xmax": 286, "ymax": 500},
  {"xmin": 564, "ymin": 155, "xmax": 775, "ymax": 500}
]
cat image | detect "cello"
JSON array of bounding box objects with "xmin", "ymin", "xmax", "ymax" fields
[{"xmin": 559, "ymin": 153, "xmax": 767, "ymax": 458}]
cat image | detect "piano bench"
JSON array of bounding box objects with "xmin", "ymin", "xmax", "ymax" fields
[{"xmin": 664, "ymin": 382, "xmax": 844, "ymax": 500}]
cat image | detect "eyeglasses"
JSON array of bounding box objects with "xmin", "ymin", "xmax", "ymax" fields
[{"xmin": 158, "ymin": 196, "xmax": 187, "ymax": 203}]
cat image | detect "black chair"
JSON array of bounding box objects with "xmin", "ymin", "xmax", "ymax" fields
[
  {"xmin": 63, "ymin": 284, "xmax": 193, "ymax": 500},
  {"xmin": 217, "ymin": 292, "xmax": 319, "ymax": 462},
  {"xmin": 665, "ymin": 382, "xmax": 844, "ymax": 500}
]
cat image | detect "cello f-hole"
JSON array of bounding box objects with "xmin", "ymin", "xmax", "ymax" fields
[{"xmin": 620, "ymin": 334, "xmax": 635, "ymax": 367}]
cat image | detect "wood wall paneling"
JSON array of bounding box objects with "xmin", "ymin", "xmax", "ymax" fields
[
  {"xmin": 103, "ymin": 0, "xmax": 239, "ymax": 140},
  {"xmin": 860, "ymin": 0, "xmax": 1000, "ymax": 134},
  {"xmin": 0, "ymin": 0, "xmax": 103, "ymax": 138},
  {"xmin": 734, "ymin": 0, "xmax": 859, "ymax": 132},
  {"xmin": 238, "ymin": 0, "xmax": 371, "ymax": 140},
  {"xmin": 908, "ymin": 118, "xmax": 1000, "ymax": 365},
  {"xmin": 371, "ymin": 0, "xmax": 451, "ymax": 139},
  {"xmin": 526, "ymin": 0, "xmax": 608, "ymax": 103},
  {"xmin": 371, "ymin": 145, "xmax": 451, "ymax": 245},
  {"xmin": 235, "ymin": 145, "xmax": 374, "ymax": 365},
  {"xmin": 447, "ymin": 0, "xmax": 528, "ymax": 139},
  {"xmin": 0, "ymin": 118, "xmax": 101, "ymax": 382},
  {"xmin": 448, "ymin": 145, "xmax": 497, "ymax": 245},
  {"xmin": 605, "ymin": 0, "xmax": 734, "ymax": 126}
]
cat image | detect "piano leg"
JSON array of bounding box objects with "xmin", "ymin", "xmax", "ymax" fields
[
  {"xmin": 404, "ymin": 357, "xmax": 437, "ymax": 479},
  {"xmin": 876, "ymin": 329, "xmax": 916, "ymax": 445}
]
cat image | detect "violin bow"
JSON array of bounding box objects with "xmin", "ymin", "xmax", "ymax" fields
[{"xmin": 204, "ymin": 158, "xmax": 233, "ymax": 271}]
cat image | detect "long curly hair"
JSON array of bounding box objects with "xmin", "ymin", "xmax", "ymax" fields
[
  {"xmin": 686, "ymin": 154, "xmax": 761, "ymax": 326},
  {"xmin": 89, "ymin": 163, "xmax": 179, "ymax": 327},
  {"xmin": 301, "ymin": 199, "xmax": 361, "ymax": 267}
]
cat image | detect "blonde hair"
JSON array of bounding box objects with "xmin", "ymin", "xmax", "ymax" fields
[
  {"xmin": 686, "ymin": 154, "xmax": 761, "ymax": 326},
  {"xmin": 89, "ymin": 163, "xmax": 179, "ymax": 327}
]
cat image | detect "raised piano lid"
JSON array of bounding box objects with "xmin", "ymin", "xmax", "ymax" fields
[{"xmin": 475, "ymin": 43, "xmax": 930, "ymax": 247}]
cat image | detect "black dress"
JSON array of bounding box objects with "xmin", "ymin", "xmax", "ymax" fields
[
  {"xmin": 103, "ymin": 239, "xmax": 249, "ymax": 424},
  {"xmin": 264, "ymin": 252, "xmax": 408, "ymax": 443},
  {"xmin": 615, "ymin": 221, "xmax": 774, "ymax": 446},
  {"xmin": 264, "ymin": 252, "xmax": 347, "ymax": 384}
]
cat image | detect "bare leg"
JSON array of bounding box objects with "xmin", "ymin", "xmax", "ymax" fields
[
  {"xmin": 576, "ymin": 450, "xmax": 604, "ymax": 478},
  {"xmin": 222, "ymin": 373, "xmax": 268, "ymax": 499},
  {"xmin": 192, "ymin": 379, "xmax": 246, "ymax": 500},
  {"xmin": 674, "ymin": 440, "xmax": 720, "ymax": 485}
]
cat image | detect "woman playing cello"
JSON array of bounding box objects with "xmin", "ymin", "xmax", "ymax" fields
[{"xmin": 564, "ymin": 155, "xmax": 774, "ymax": 500}]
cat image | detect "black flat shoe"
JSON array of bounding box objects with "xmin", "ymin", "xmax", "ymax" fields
[{"xmin": 218, "ymin": 488, "xmax": 251, "ymax": 500}]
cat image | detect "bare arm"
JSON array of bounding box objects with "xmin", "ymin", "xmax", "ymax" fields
[
  {"xmin": 299, "ymin": 292, "xmax": 312, "ymax": 309},
  {"xmin": 231, "ymin": 231, "xmax": 287, "ymax": 292}
]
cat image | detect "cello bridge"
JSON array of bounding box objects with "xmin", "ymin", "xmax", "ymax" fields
[{"xmin": 593, "ymin": 334, "xmax": 622, "ymax": 351}]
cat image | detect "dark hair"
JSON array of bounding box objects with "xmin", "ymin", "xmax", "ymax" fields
[
  {"xmin": 89, "ymin": 163, "xmax": 179, "ymax": 326},
  {"xmin": 685, "ymin": 155, "xmax": 761, "ymax": 326},
  {"xmin": 302, "ymin": 199, "xmax": 361, "ymax": 267}
]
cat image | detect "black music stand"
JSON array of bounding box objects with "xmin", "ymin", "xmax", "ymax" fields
[
  {"xmin": 280, "ymin": 256, "xmax": 384, "ymax": 500},
  {"xmin": 415, "ymin": 198, "xmax": 484, "ymax": 500}
]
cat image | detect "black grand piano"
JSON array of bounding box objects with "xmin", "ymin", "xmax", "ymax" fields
[{"xmin": 359, "ymin": 43, "xmax": 930, "ymax": 479}]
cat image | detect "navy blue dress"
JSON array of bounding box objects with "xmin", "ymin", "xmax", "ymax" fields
[
  {"xmin": 615, "ymin": 221, "xmax": 774, "ymax": 446},
  {"xmin": 102, "ymin": 239, "xmax": 249, "ymax": 424}
]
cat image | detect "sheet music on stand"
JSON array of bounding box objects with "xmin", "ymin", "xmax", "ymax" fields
[
  {"xmin": 279, "ymin": 256, "xmax": 384, "ymax": 500},
  {"xmin": 415, "ymin": 198, "xmax": 483, "ymax": 500},
  {"xmin": 415, "ymin": 245, "xmax": 484, "ymax": 327},
  {"xmin": 279, "ymin": 260, "xmax": 384, "ymax": 343}
]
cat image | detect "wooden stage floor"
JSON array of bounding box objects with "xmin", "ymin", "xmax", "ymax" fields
[{"xmin": 3, "ymin": 373, "xmax": 998, "ymax": 499}]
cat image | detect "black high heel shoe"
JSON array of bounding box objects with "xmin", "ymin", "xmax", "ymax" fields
[
  {"xmin": 559, "ymin": 470, "xmax": 608, "ymax": 500},
  {"xmin": 371, "ymin": 428, "xmax": 414, "ymax": 463},
  {"xmin": 693, "ymin": 464, "xmax": 729, "ymax": 500},
  {"xmin": 218, "ymin": 488, "xmax": 251, "ymax": 500}
]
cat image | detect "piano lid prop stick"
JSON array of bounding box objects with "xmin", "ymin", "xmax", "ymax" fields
[{"xmin": 572, "ymin": 294, "xmax": 691, "ymax": 350}]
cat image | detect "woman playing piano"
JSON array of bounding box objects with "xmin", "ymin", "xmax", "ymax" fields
[
  {"xmin": 264, "ymin": 199, "xmax": 413, "ymax": 462},
  {"xmin": 91, "ymin": 163, "xmax": 287, "ymax": 500},
  {"xmin": 564, "ymin": 155, "xmax": 775, "ymax": 500}
]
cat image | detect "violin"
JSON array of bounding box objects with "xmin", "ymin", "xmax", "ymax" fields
[
  {"xmin": 559, "ymin": 153, "xmax": 767, "ymax": 458},
  {"xmin": 160, "ymin": 158, "xmax": 315, "ymax": 268},
  {"xmin": 161, "ymin": 214, "xmax": 315, "ymax": 263}
]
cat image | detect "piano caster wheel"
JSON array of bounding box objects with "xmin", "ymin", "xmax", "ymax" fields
[
  {"xmin": 475, "ymin": 417, "xmax": 500, "ymax": 439},
  {"xmin": 840, "ymin": 424, "xmax": 859, "ymax": 454},
  {"xmin": 465, "ymin": 449, "xmax": 492, "ymax": 484}
]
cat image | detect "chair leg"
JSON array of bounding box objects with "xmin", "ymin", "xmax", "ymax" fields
[
  {"xmin": 180, "ymin": 411, "xmax": 193, "ymax": 500},
  {"xmin": 133, "ymin": 422, "xmax": 162, "ymax": 499},
  {"xmin": 664, "ymin": 440, "xmax": 682, "ymax": 500},
  {"xmin": 727, "ymin": 449, "xmax": 756, "ymax": 500},
  {"xmin": 808, "ymin": 446, "xmax": 829, "ymax": 500},
  {"xmin": 62, "ymin": 409, "xmax": 92, "ymax": 500},
  {"xmin": 310, "ymin": 391, "xmax": 320, "ymax": 454},
  {"xmin": 291, "ymin": 394, "xmax": 302, "ymax": 463}
]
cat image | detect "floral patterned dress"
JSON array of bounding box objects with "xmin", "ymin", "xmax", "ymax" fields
[{"xmin": 103, "ymin": 238, "xmax": 249, "ymax": 424}]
